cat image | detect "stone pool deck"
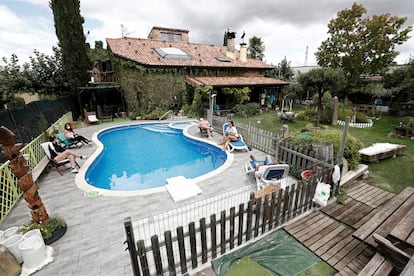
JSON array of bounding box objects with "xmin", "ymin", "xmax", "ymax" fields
[{"xmin": 1, "ymin": 120, "xmax": 262, "ymax": 275}]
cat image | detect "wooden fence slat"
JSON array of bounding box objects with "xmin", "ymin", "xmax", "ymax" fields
[
  {"xmin": 151, "ymin": 235, "xmax": 163, "ymax": 275},
  {"xmin": 229, "ymin": 207, "xmax": 235, "ymax": 250},
  {"xmin": 210, "ymin": 214, "xmax": 217, "ymax": 259},
  {"xmin": 274, "ymin": 188, "xmax": 283, "ymax": 227},
  {"xmin": 268, "ymin": 192, "xmax": 276, "ymax": 230},
  {"xmin": 189, "ymin": 222, "xmax": 197, "ymax": 269},
  {"xmin": 164, "ymin": 231, "xmax": 176, "ymax": 275},
  {"xmin": 287, "ymin": 183, "xmax": 296, "ymax": 220},
  {"xmin": 246, "ymin": 201, "xmax": 253, "ymax": 241},
  {"xmin": 254, "ymin": 198, "xmax": 262, "ymax": 238},
  {"xmin": 220, "ymin": 211, "xmax": 226, "ymax": 255},
  {"xmin": 292, "ymin": 182, "xmax": 301, "ymax": 217},
  {"xmin": 262, "ymin": 195, "xmax": 269, "ymax": 234},
  {"xmin": 137, "ymin": 240, "xmax": 150, "ymax": 276},
  {"xmin": 200, "ymin": 218, "xmax": 207, "ymax": 264},
  {"xmin": 282, "ymin": 186, "xmax": 290, "ymax": 224},
  {"xmin": 237, "ymin": 203, "xmax": 244, "ymax": 246},
  {"xmin": 177, "ymin": 226, "xmax": 187, "ymax": 274}
]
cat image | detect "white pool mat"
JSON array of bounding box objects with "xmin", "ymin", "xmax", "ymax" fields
[{"xmin": 165, "ymin": 176, "xmax": 202, "ymax": 201}]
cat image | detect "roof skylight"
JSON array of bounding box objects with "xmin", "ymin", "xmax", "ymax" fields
[
  {"xmin": 154, "ymin": 47, "xmax": 192, "ymax": 60},
  {"xmin": 215, "ymin": 57, "xmax": 231, "ymax": 62}
]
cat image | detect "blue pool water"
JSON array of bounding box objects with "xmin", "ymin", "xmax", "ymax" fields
[{"xmin": 85, "ymin": 123, "xmax": 227, "ymax": 191}]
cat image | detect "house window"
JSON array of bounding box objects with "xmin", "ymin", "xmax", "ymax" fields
[
  {"xmin": 154, "ymin": 47, "xmax": 192, "ymax": 60},
  {"xmin": 160, "ymin": 32, "xmax": 182, "ymax": 42}
]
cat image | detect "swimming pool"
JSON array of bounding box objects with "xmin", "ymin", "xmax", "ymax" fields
[{"xmin": 76, "ymin": 122, "xmax": 232, "ymax": 196}]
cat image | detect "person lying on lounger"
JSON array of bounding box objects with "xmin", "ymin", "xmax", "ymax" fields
[
  {"xmin": 64, "ymin": 123, "xmax": 91, "ymax": 146},
  {"xmin": 198, "ymin": 118, "xmax": 212, "ymax": 139},
  {"xmin": 48, "ymin": 136, "xmax": 87, "ymax": 173},
  {"xmin": 218, "ymin": 121, "xmax": 239, "ymax": 151}
]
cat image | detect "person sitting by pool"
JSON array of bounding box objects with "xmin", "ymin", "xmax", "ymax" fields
[
  {"xmin": 48, "ymin": 136, "xmax": 87, "ymax": 173},
  {"xmin": 64, "ymin": 123, "xmax": 91, "ymax": 146},
  {"xmin": 198, "ymin": 118, "xmax": 213, "ymax": 139},
  {"xmin": 218, "ymin": 121, "xmax": 239, "ymax": 151}
]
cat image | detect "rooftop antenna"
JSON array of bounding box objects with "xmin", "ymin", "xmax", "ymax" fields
[
  {"xmin": 304, "ymin": 45, "xmax": 308, "ymax": 66},
  {"xmin": 121, "ymin": 24, "xmax": 135, "ymax": 37}
]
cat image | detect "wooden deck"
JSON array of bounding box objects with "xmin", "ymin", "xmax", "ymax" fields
[{"xmin": 284, "ymin": 180, "xmax": 395, "ymax": 275}]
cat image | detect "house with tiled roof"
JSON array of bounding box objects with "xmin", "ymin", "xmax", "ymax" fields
[{"xmin": 104, "ymin": 26, "xmax": 288, "ymax": 117}]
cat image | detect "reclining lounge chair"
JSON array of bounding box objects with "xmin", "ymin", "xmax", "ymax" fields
[
  {"xmin": 223, "ymin": 122, "xmax": 248, "ymax": 152},
  {"xmin": 40, "ymin": 142, "xmax": 80, "ymax": 175},
  {"xmin": 56, "ymin": 132, "xmax": 80, "ymax": 149},
  {"xmin": 84, "ymin": 108, "xmax": 99, "ymax": 125},
  {"xmin": 255, "ymin": 164, "xmax": 290, "ymax": 190}
]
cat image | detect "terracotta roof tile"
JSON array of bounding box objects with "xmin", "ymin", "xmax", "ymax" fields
[{"xmin": 106, "ymin": 37, "xmax": 272, "ymax": 69}]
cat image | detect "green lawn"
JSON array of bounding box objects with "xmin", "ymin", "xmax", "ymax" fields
[{"xmin": 235, "ymin": 110, "xmax": 414, "ymax": 194}]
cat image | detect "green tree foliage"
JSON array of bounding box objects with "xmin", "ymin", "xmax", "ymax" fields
[
  {"xmin": 27, "ymin": 48, "xmax": 69, "ymax": 96},
  {"xmin": 222, "ymin": 87, "xmax": 251, "ymax": 104},
  {"xmin": 298, "ymin": 68, "xmax": 346, "ymax": 126},
  {"xmin": 384, "ymin": 60, "xmax": 414, "ymax": 107},
  {"xmin": 316, "ymin": 3, "xmax": 412, "ymax": 92},
  {"xmin": 247, "ymin": 36, "xmax": 265, "ymax": 61},
  {"xmin": 268, "ymin": 57, "xmax": 294, "ymax": 80},
  {"xmin": 0, "ymin": 54, "xmax": 30, "ymax": 107},
  {"xmin": 50, "ymin": 0, "xmax": 90, "ymax": 94}
]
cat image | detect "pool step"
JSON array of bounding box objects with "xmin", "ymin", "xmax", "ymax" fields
[{"xmin": 141, "ymin": 124, "xmax": 178, "ymax": 134}]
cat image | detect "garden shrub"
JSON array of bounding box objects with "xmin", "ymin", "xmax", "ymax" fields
[
  {"xmin": 295, "ymin": 108, "xmax": 317, "ymax": 121},
  {"xmin": 283, "ymin": 129, "xmax": 362, "ymax": 170},
  {"xmin": 338, "ymin": 108, "xmax": 369, "ymax": 123},
  {"xmin": 233, "ymin": 102, "xmax": 261, "ymax": 117}
]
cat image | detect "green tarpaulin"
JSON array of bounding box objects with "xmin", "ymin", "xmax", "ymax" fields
[{"xmin": 211, "ymin": 229, "xmax": 322, "ymax": 276}]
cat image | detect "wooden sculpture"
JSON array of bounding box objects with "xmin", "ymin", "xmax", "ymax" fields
[{"xmin": 0, "ymin": 126, "xmax": 49, "ymax": 223}]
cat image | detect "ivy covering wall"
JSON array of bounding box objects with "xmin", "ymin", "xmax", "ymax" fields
[{"xmin": 113, "ymin": 57, "xmax": 248, "ymax": 119}]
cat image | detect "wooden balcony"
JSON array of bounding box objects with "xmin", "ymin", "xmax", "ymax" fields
[{"xmin": 88, "ymin": 71, "xmax": 118, "ymax": 84}]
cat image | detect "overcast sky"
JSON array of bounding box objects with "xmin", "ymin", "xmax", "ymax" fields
[{"xmin": 1, "ymin": 0, "xmax": 413, "ymax": 67}]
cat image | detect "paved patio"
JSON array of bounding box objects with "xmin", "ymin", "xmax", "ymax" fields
[{"xmin": 1, "ymin": 120, "xmax": 263, "ymax": 275}]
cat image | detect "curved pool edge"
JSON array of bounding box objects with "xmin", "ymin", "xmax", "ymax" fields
[{"xmin": 75, "ymin": 121, "xmax": 233, "ymax": 197}]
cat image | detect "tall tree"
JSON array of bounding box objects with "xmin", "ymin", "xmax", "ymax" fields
[
  {"xmin": 269, "ymin": 56, "xmax": 294, "ymax": 80},
  {"xmin": 316, "ymin": 3, "xmax": 412, "ymax": 92},
  {"xmin": 247, "ymin": 36, "xmax": 265, "ymax": 61},
  {"xmin": 50, "ymin": 0, "xmax": 90, "ymax": 94},
  {"xmin": 298, "ymin": 68, "xmax": 346, "ymax": 126}
]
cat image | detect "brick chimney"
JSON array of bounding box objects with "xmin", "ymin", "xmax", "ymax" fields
[
  {"xmin": 225, "ymin": 28, "xmax": 237, "ymax": 59},
  {"xmin": 239, "ymin": 43, "xmax": 247, "ymax": 62}
]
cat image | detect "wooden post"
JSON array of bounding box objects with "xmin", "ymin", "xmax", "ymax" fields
[
  {"xmin": 124, "ymin": 217, "xmax": 140, "ymax": 276},
  {"xmin": 337, "ymin": 116, "xmax": 350, "ymax": 165}
]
